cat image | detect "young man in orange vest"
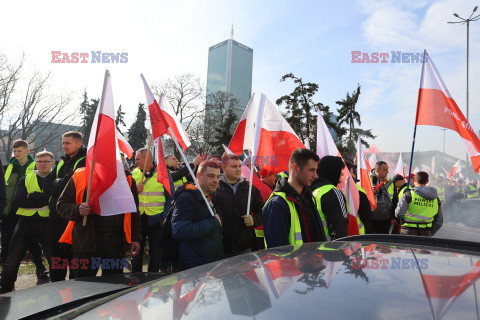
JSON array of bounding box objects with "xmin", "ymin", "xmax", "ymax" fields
[{"xmin": 56, "ymin": 166, "xmax": 141, "ymax": 278}]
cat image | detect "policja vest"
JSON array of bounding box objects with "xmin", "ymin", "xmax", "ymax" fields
[
  {"xmin": 59, "ymin": 167, "xmax": 133, "ymax": 244},
  {"xmin": 16, "ymin": 172, "xmax": 50, "ymax": 218},
  {"xmin": 402, "ymin": 190, "xmax": 439, "ymax": 229},
  {"xmin": 131, "ymin": 168, "xmax": 166, "ymax": 216}
]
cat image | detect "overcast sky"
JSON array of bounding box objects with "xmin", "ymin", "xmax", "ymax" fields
[{"xmin": 1, "ymin": 0, "xmax": 479, "ymax": 159}]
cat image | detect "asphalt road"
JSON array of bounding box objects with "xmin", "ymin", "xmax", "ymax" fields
[{"xmin": 434, "ymin": 222, "xmax": 480, "ymax": 243}]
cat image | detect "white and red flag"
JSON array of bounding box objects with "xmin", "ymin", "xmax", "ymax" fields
[
  {"xmin": 116, "ymin": 129, "xmax": 134, "ymax": 159},
  {"xmin": 141, "ymin": 74, "xmax": 174, "ymax": 196},
  {"xmin": 228, "ymin": 95, "xmax": 255, "ymax": 155},
  {"xmin": 85, "ymin": 70, "xmax": 137, "ymax": 215},
  {"xmin": 317, "ymin": 108, "xmax": 360, "ymax": 235},
  {"xmin": 422, "ymin": 261, "xmax": 480, "ymax": 320},
  {"xmin": 356, "ymin": 137, "xmax": 377, "ymax": 211},
  {"xmin": 431, "ymin": 156, "xmax": 436, "ymax": 175},
  {"xmin": 448, "ymin": 160, "xmax": 461, "ymax": 179},
  {"xmin": 394, "ymin": 153, "xmax": 405, "ymax": 177},
  {"xmin": 229, "ymin": 94, "xmax": 305, "ymax": 174},
  {"xmin": 416, "ymin": 50, "xmax": 480, "ymax": 174},
  {"xmin": 367, "ymin": 153, "xmax": 377, "ymax": 172},
  {"xmin": 157, "ymin": 91, "xmax": 191, "ymax": 151}
]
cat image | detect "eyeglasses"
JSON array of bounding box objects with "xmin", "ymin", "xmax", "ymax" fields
[{"xmin": 36, "ymin": 161, "xmax": 53, "ymax": 164}]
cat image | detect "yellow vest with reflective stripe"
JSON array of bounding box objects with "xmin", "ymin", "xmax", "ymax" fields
[
  {"xmin": 264, "ymin": 192, "xmax": 303, "ymax": 249},
  {"xmin": 467, "ymin": 185, "xmax": 479, "ymax": 198},
  {"xmin": 16, "ymin": 173, "xmax": 49, "ymax": 217},
  {"xmin": 4, "ymin": 162, "xmax": 36, "ymax": 186},
  {"xmin": 403, "ymin": 190, "xmax": 439, "ymax": 228},
  {"xmin": 312, "ymin": 185, "xmax": 334, "ymax": 241},
  {"xmin": 437, "ymin": 186, "xmax": 446, "ymax": 202},
  {"xmin": 168, "ymin": 169, "xmax": 188, "ymax": 191},
  {"xmin": 132, "ymin": 168, "xmax": 166, "ymax": 215},
  {"xmin": 56, "ymin": 156, "xmax": 86, "ymax": 177}
]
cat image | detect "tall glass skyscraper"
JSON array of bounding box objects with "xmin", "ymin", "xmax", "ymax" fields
[{"xmin": 206, "ymin": 35, "xmax": 253, "ymax": 117}]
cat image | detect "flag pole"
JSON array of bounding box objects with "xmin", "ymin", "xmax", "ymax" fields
[
  {"xmin": 167, "ymin": 127, "xmax": 215, "ymax": 217},
  {"xmin": 406, "ymin": 50, "xmax": 427, "ymax": 192},
  {"xmin": 83, "ymin": 69, "xmax": 109, "ymax": 226},
  {"xmin": 140, "ymin": 134, "xmax": 154, "ymax": 184}
]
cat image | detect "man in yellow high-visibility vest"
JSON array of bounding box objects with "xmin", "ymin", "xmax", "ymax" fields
[
  {"xmin": 395, "ymin": 171, "xmax": 443, "ymax": 236},
  {"xmin": 132, "ymin": 148, "xmax": 173, "ymax": 273},
  {"xmin": 0, "ymin": 151, "xmax": 55, "ymax": 293},
  {"xmin": 165, "ymin": 153, "xmax": 202, "ymax": 192}
]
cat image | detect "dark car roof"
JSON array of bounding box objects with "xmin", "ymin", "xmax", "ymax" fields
[
  {"xmin": 66, "ymin": 238, "xmax": 480, "ymax": 320},
  {"xmin": 0, "ymin": 273, "xmax": 164, "ymax": 320}
]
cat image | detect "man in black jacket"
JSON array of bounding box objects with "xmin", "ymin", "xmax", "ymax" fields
[
  {"xmin": 45, "ymin": 131, "xmax": 87, "ymax": 281},
  {"xmin": 215, "ymin": 154, "xmax": 263, "ymax": 257},
  {"xmin": 311, "ymin": 156, "xmax": 349, "ymax": 240},
  {"xmin": 165, "ymin": 154, "xmax": 202, "ymax": 192},
  {"xmin": 262, "ymin": 149, "xmax": 326, "ymax": 248}
]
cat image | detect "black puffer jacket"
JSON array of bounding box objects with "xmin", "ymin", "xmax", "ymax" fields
[{"xmin": 214, "ymin": 177, "xmax": 263, "ymax": 253}]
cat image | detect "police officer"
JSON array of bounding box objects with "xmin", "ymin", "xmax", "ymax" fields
[
  {"xmin": 262, "ymin": 149, "xmax": 326, "ymax": 248},
  {"xmin": 131, "ymin": 148, "xmax": 172, "ymax": 272},
  {"xmin": 395, "ymin": 171, "xmax": 443, "ymax": 236}
]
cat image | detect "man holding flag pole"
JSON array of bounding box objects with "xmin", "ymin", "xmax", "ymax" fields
[{"xmin": 57, "ymin": 70, "xmax": 140, "ymax": 278}]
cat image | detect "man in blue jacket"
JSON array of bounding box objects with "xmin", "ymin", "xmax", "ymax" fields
[
  {"xmin": 262, "ymin": 148, "xmax": 327, "ymax": 248},
  {"xmin": 172, "ymin": 159, "xmax": 223, "ymax": 270}
]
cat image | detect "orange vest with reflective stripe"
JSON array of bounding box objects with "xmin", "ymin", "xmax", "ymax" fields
[{"xmin": 59, "ymin": 168, "xmax": 133, "ymax": 244}]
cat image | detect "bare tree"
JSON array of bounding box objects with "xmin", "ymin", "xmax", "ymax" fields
[
  {"xmin": 153, "ymin": 74, "xmax": 204, "ymax": 132},
  {"xmin": 0, "ymin": 53, "xmax": 76, "ymax": 160}
]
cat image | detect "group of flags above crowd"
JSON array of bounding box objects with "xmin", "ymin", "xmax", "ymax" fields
[{"xmin": 84, "ymin": 50, "xmax": 480, "ymax": 234}]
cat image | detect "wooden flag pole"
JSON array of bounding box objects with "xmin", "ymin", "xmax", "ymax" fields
[{"xmin": 140, "ymin": 134, "xmax": 154, "ymax": 184}]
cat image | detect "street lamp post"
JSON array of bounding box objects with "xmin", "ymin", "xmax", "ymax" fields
[{"xmin": 448, "ymin": 6, "xmax": 479, "ymax": 179}]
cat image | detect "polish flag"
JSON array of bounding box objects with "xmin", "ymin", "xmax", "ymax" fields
[
  {"xmin": 394, "ymin": 153, "xmax": 405, "ymax": 177},
  {"xmin": 317, "ymin": 108, "xmax": 360, "ymax": 235},
  {"xmin": 356, "ymin": 137, "xmax": 377, "ymax": 211},
  {"xmin": 85, "ymin": 70, "xmax": 137, "ymax": 215},
  {"xmin": 228, "ymin": 95, "xmax": 255, "ymax": 155},
  {"xmin": 416, "ymin": 50, "xmax": 480, "ymax": 174},
  {"xmin": 223, "ymin": 144, "xmax": 272, "ymax": 202},
  {"xmin": 231, "ymin": 94, "xmax": 305, "ymax": 174},
  {"xmin": 448, "ymin": 160, "xmax": 461, "ymax": 179},
  {"xmin": 141, "ymin": 74, "xmax": 174, "ymax": 196},
  {"xmin": 422, "ymin": 261, "xmax": 480, "ymax": 320},
  {"xmin": 116, "ymin": 129, "xmax": 134, "ymax": 159},
  {"xmin": 368, "ymin": 153, "xmax": 377, "ymax": 172}
]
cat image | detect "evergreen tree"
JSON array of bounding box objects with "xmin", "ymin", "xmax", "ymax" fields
[
  {"xmin": 336, "ymin": 84, "xmax": 375, "ymax": 161},
  {"xmin": 127, "ymin": 103, "xmax": 148, "ymax": 152},
  {"xmin": 211, "ymin": 107, "xmax": 238, "ymax": 156},
  {"xmin": 116, "ymin": 104, "xmax": 126, "ymax": 134},
  {"xmin": 276, "ymin": 73, "xmax": 346, "ymax": 150},
  {"xmin": 79, "ymin": 89, "xmax": 98, "ymax": 143}
]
